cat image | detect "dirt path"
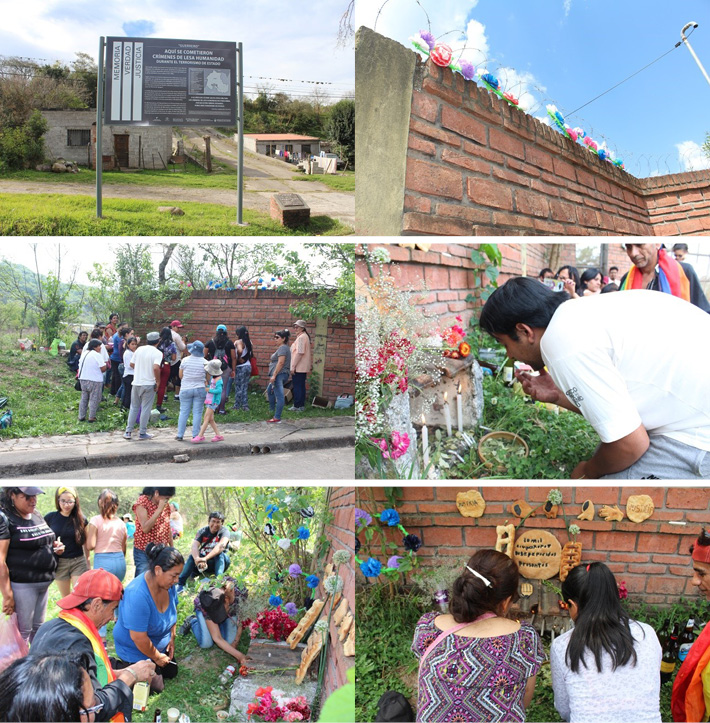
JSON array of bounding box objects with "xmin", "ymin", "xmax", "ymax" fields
[{"xmin": 0, "ymin": 130, "xmax": 355, "ymax": 226}]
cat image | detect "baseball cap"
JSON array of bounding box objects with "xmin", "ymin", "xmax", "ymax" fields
[
  {"xmin": 188, "ymin": 340, "xmax": 205, "ymax": 356},
  {"xmin": 18, "ymin": 487, "xmax": 44, "ymax": 496},
  {"xmin": 57, "ymin": 569, "xmax": 124, "ymax": 609},
  {"xmin": 146, "ymin": 331, "xmax": 160, "ymax": 343},
  {"xmin": 216, "ymin": 324, "xmax": 227, "ymax": 332},
  {"xmin": 170, "ymin": 320, "xmax": 184, "ymax": 328}
]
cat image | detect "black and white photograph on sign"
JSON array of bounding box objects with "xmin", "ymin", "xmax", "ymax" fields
[
  {"xmin": 0, "ymin": 0, "xmax": 355, "ymax": 236},
  {"xmin": 104, "ymin": 38, "xmax": 237, "ymax": 126}
]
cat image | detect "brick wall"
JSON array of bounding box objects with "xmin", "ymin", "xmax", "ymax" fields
[
  {"xmin": 356, "ymin": 487, "xmax": 710, "ymax": 607},
  {"xmin": 133, "ymin": 290, "xmax": 354, "ymax": 399},
  {"xmin": 356, "ymin": 28, "xmax": 710, "ymax": 237},
  {"xmin": 357, "ymin": 243, "xmax": 578, "ymax": 330},
  {"xmin": 321, "ymin": 487, "xmax": 355, "ymax": 702}
]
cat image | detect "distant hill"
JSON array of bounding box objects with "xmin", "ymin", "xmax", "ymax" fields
[{"xmin": 0, "ymin": 260, "xmax": 94, "ymax": 322}]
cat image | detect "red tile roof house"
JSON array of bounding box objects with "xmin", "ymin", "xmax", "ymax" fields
[{"xmin": 241, "ymin": 132, "xmax": 321, "ymax": 158}]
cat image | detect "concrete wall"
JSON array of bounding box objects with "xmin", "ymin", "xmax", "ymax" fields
[
  {"xmin": 355, "ymin": 28, "xmax": 710, "ymax": 237},
  {"xmin": 321, "ymin": 487, "xmax": 355, "ymax": 703},
  {"xmin": 133, "ymin": 290, "xmax": 354, "ymax": 400},
  {"xmin": 356, "ymin": 486, "xmax": 710, "ymax": 607}
]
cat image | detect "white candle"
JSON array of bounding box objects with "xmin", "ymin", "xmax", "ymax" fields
[
  {"xmin": 457, "ymin": 383, "xmax": 464, "ymax": 432},
  {"xmin": 443, "ymin": 392, "xmax": 453, "ymax": 437},
  {"xmin": 421, "ymin": 415, "xmax": 430, "ymax": 468}
]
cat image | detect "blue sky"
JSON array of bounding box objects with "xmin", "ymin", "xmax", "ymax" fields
[
  {"xmin": 356, "ymin": 0, "xmax": 710, "ymax": 177},
  {"xmin": 1, "ymin": 0, "xmax": 353, "ymax": 103}
]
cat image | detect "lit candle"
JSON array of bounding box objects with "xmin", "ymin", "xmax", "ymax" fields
[
  {"xmin": 457, "ymin": 383, "xmax": 464, "ymax": 432},
  {"xmin": 443, "ymin": 392, "xmax": 453, "ymax": 437},
  {"xmin": 421, "ymin": 415, "xmax": 430, "ymax": 468}
]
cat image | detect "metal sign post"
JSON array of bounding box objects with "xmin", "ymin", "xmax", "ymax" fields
[
  {"xmin": 96, "ymin": 36, "xmax": 105, "ymax": 218},
  {"xmin": 236, "ymin": 41, "xmax": 247, "ymax": 226}
]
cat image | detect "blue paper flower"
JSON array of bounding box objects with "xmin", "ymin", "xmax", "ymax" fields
[
  {"xmin": 482, "ymin": 73, "xmax": 500, "ymax": 90},
  {"xmin": 297, "ymin": 526, "xmax": 310, "ymax": 540},
  {"xmin": 359, "ymin": 558, "xmax": 383, "ymax": 578},
  {"xmin": 598, "ymin": 149, "xmax": 608, "ymax": 161},
  {"xmin": 269, "ymin": 594, "xmax": 282, "ymax": 606},
  {"xmin": 380, "ymin": 509, "xmax": 400, "ymax": 527},
  {"xmin": 306, "ymin": 575, "xmax": 320, "ymax": 589},
  {"xmin": 266, "ymin": 504, "xmax": 278, "ymax": 519},
  {"xmin": 403, "ymin": 534, "xmax": 422, "ymax": 552}
]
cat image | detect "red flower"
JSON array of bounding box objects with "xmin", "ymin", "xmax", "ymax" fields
[{"xmin": 430, "ymin": 44, "xmax": 453, "ymax": 67}]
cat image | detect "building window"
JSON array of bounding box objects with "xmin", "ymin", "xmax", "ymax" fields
[
  {"xmin": 285, "ymin": 144, "xmax": 293, "ymax": 153},
  {"xmin": 67, "ymin": 129, "xmax": 91, "ymax": 147},
  {"xmin": 302, "ymin": 144, "xmax": 311, "ymax": 155}
]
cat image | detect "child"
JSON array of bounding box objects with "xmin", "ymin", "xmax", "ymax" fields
[
  {"xmin": 193, "ymin": 359, "xmax": 224, "ymax": 443},
  {"xmin": 120, "ymin": 336, "xmax": 138, "ymax": 411}
]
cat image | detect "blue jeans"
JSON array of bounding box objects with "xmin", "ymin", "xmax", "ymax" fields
[
  {"xmin": 94, "ymin": 552, "xmax": 126, "ymax": 637},
  {"xmin": 191, "ymin": 610, "xmax": 237, "ymax": 648},
  {"xmin": 267, "ymin": 371, "xmax": 289, "ymax": 420},
  {"xmin": 292, "ymin": 372, "xmax": 307, "ymax": 408},
  {"xmin": 178, "ymin": 552, "xmax": 230, "ymax": 587},
  {"xmin": 177, "ymin": 387, "xmax": 206, "ymax": 438},
  {"xmin": 133, "ymin": 547, "xmax": 149, "ymax": 577},
  {"xmin": 218, "ymin": 372, "xmax": 234, "ymax": 412}
]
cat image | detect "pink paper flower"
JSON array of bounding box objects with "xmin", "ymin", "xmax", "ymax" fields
[{"xmin": 430, "ymin": 44, "xmax": 453, "ymax": 67}]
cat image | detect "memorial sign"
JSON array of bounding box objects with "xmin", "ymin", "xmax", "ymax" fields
[
  {"xmin": 105, "ymin": 37, "xmax": 237, "ymax": 125},
  {"xmin": 626, "ymin": 494, "xmax": 654, "ymax": 523},
  {"xmin": 456, "ymin": 490, "xmax": 486, "ymax": 518},
  {"xmin": 513, "ymin": 529, "xmax": 562, "ymax": 580}
]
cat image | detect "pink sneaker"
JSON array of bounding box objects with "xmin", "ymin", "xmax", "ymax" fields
[
  {"xmin": 211, "ymin": 435, "xmax": 225, "ymax": 442},
  {"xmin": 191, "ymin": 436, "xmax": 205, "ymax": 443}
]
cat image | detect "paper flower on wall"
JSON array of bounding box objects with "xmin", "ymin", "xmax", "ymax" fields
[
  {"xmin": 459, "ymin": 59, "xmax": 476, "ymax": 81},
  {"xmin": 430, "ymin": 43, "xmax": 453, "ymax": 67}
]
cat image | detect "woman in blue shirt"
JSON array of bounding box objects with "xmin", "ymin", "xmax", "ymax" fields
[{"xmin": 113, "ymin": 543, "xmax": 184, "ymax": 693}]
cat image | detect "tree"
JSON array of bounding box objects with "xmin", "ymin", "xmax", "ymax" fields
[
  {"xmin": 197, "ymin": 243, "xmax": 285, "ymax": 288},
  {"xmin": 266, "ymin": 244, "xmax": 355, "ymax": 324},
  {"xmin": 703, "ymin": 132, "xmax": 710, "ymax": 160},
  {"xmin": 0, "ymin": 245, "xmax": 82, "ymax": 344},
  {"xmin": 326, "ymin": 99, "xmax": 355, "ymax": 168}
]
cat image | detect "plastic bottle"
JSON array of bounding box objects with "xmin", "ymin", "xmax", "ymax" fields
[
  {"xmin": 677, "ymin": 618, "xmax": 696, "ymax": 663},
  {"xmin": 219, "ymin": 664, "xmax": 236, "ymax": 685}
]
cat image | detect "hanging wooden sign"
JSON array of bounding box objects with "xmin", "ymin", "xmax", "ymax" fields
[
  {"xmin": 513, "ymin": 529, "xmax": 562, "ymax": 580},
  {"xmin": 456, "ymin": 490, "xmax": 486, "ymax": 518},
  {"xmin": 626, "ymin": 495, "xmax": 654, "ymax": 523}
]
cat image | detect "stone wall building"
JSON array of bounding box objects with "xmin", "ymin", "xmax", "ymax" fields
[
  {"xmin": 41, "ymin": 110, "xmax": 173, "ymax": 169},
  {"xmin": 242, "ymin": 133, "xmax": 321, "ymax": 158}
]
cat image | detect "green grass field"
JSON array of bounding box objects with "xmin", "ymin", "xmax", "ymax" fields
[
  {"xmin": 0, "ymin": 194, "xmax": 352, "ymax": 236},
  {"xmin": 0, "ymin": 349, "xmax": 353, "ymax": 439},
  {"xmin": 290, "ymin": 173, "xmax": 355, "ymax": 192}
]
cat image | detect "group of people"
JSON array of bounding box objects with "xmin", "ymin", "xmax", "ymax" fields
[
  {"xmin": 412, "ymin": 527, "xmax": 710, "ymax": 722},
  {"xmin": 68, "ymin": 315, "xmax": 313, "ymax": 441},
  {"xmin": 483, "ymin": 242, "xmax": 710, "ymax": 478},
  {"xmin": 0, "ymin": 486, "xmax": 248, "ymax": 722}
]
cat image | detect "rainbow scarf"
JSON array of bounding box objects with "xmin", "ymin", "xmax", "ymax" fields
[
  {"xmin": 620, "ymin": 247, "xmax": 691, "ymax": 301},
  {"xmin": 58, "ymin": 609, "xmax": 126, "ymax": 723},
  {"xmin": 672, "ymin": 621, "xmax": 710, "ymax": 722}
]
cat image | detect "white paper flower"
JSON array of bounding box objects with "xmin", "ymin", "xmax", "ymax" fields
[{"xmin": 277, "ymin": 538, "xmax": 291, "ymax": 550}]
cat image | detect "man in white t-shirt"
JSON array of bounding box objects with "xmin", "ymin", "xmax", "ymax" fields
[
  {"xmin": 479, "ymin": 277, "xmax": 710, "ymax": 479},
  {"xmin": 124, "ymin": 331, "xmax": 163, "ymax": 440}
]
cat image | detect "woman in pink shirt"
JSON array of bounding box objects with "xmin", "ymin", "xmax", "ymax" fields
[{"xmin": 289, "ymin": 320, "xmax": 312, "ymax": 412}]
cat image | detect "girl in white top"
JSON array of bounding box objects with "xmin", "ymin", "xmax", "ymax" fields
[
  {"xmin": 120, "ymin": 336, "xmax": 138, "ymax": 410},
  {"xmin": 550, "ymin": 562, "xmax": 661, "ymax": 723}
]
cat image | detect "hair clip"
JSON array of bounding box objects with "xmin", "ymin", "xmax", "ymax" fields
[{"xmin": 466, "ymin": 565, "xmax": 492, "ymax": 587}]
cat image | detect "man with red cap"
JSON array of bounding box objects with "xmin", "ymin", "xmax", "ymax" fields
[
  {"xmin": 31, "ymin": 568, "xmax": 155, "ymax": 722},
  {"xmin": 672, "ymin": 529, "xmax": 710, "ymax": 722}
]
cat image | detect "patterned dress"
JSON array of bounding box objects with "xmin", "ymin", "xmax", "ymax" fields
[
  {"xmin": 412, "ymin": 612, "xmax": 545, "ymax": 722},
  {"xmin": 132, "ymin": 495, "xmax": 172, "ymax": 552}
]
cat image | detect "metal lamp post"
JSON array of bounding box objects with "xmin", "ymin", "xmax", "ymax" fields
[{"xmin": 681, "ymin": 22, "xmax": 710, "ymax": 88}]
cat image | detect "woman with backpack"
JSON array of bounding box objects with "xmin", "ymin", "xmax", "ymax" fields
[
  {"xmin": 232, "ymin": 326, "xmax": 253, "ymax": 412},
  {"xmin": 205, "ymin": 325, "xmax": 236, "ymax": 415}
]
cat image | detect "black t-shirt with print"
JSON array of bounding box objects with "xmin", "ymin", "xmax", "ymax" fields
[
  {"xmin": 194, "ymin": 525, "xmax": 229, "ymax": 557},
  {"xmin": 0, "ymin": 508, "xmax": 57, "ymax": 583},
  {"xmin": 44, "ymin": 511, "xmax": 87, "ymax": 559}
]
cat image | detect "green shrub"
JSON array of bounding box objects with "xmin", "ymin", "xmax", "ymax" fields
[{"xmin": 0, "ymin": 110, "xmax": 47, "ymax": 171}]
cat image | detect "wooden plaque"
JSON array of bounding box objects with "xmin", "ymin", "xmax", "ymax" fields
[
  {"xmin": 456, "ymin": 490, "xmax": 486, "ymax": 518},
  {"xmin": 626, "ymin": 494, "xmax": 654, "ymax": 523},
  {"xmin": 513, "ymin": 529, "xmax": 562, "ymax": 580}
]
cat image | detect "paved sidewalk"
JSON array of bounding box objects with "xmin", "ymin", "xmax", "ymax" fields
[{"xmin": 0, "ymin": 416, "xmax": 354, "ymax": 479}]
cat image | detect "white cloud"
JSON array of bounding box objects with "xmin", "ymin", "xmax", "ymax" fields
[
  {"xmin": 0, "ymin": 0, "xmax": 353, "ymax": 93},
  {"xmin": 564, "ymin": 0, "xmax": 572, "ymax": 17},
  {"xmin": 676, "ymin": 140, "xmax": 710, "ymax": 171}
]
